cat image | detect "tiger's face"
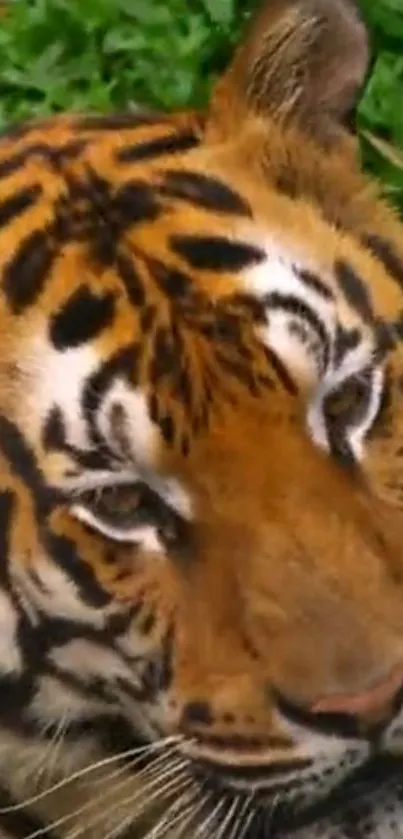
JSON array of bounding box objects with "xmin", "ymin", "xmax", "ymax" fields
[{"xmin": 2, "ymin": 1, "xmax": 403, "ymax": 838}]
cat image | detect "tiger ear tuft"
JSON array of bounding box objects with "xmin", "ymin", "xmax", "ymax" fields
[{"xmin": 207, "ymin": 0, "xmax": 370, "ymax": 147}]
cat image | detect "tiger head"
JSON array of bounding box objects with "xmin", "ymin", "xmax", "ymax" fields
[{"xmin": 2, "ymin": 0, "xmax": 403, "ymax": 837}]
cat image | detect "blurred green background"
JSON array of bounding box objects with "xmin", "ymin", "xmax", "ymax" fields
[{"xmin": 0, "ymin": 1, "xmax": 402, "ymax": 211}]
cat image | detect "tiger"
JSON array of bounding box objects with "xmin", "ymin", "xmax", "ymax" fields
[{"xmin": 2, "ymin": 0, "xmax": 403, "ymax": 838}]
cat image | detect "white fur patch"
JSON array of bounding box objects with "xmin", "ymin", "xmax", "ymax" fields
[
  {"xmin": 49, "ymin": 638, "xmax": 136, "ymax": 686},
  {"xmin": 97, "ymin": 381, "xmax": 158, "ymax": 465},
  {"xmin": 145, "ymin": 476, "xmax": 193, "ymax": 520},
  {"xmin": 244, "ymin": 247, "xmax": 336, "ymax": 389},
  {"xmin": 12, "ymin": 554, "xmax": 107, "ymax": 626},
  {"xmin": 307, "ymin": 347, "xmax": 384, "ymax": 459},
  {"xmin": 0, "ymin": 589, "xmax": 22, "ymax": 673},
  {"xmin": 20, "ymin": 336, "xmax": 99, "ymax": 450},
  {"xmin": 241, "ymin": 239, "xmax": 382, "ymax": 460}
]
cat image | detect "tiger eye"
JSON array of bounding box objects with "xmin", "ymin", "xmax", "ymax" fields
[
  {"xmin": 324, "ymin": 376, "xmax": 370, "ymax": 428},
  {"xmin": 80, "ymin": 484, "xmax": 144, "ymax": 527}
]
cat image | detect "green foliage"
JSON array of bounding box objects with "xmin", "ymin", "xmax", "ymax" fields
[
  {"xmin": 0, "ymin": 0, "xmax": 402, "ymax": 211},
  {"xmin": 0, "ymin": 0, "xmax": 251, "ymax": 123},
  {"xmin": 358, "ymin": 0, "xmax": 403, "ymax": 212}
]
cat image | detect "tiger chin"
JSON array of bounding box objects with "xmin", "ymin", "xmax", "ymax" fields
[{"xmin": 2, "ymin": 1, "xmax": 403, "ymax": 839}]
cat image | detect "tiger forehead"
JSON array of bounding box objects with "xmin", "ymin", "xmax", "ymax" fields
[
  {"xmin": 1, "ymin": 109, "xmax": 403, "ymax": 410},
  {"xmin": 0, "ymin": 112, "xmax": 393, "ymax": 296},
  {"xmin": 0, "ymin": 107, "xmax": 399, "ymax": 327}
]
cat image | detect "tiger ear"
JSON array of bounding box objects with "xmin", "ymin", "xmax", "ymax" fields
[{"xmin": 207, "ymin": 0, "xmax": 369, "ymax": 148}]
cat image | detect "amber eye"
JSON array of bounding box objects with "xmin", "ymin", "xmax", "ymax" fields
[
  {"xmin": 78, "ymin": 484, "xmax": 151, "ymax": 530},
  {"xmin": 324, "ymin": 371, "xmax": 372, "ymax": 430},
  {"xmin": 71, "ymin": 482, "xmax": 187, "ymax": 549}
]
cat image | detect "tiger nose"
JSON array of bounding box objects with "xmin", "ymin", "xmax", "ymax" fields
[{"xmin": 310, "ymin": 663, "xmax": 403, "ymax": 730}]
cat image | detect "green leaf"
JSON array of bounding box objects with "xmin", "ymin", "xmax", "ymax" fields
[{"xmin": 200, "ymin": 0, "xmax": 234, "ymax": 25}]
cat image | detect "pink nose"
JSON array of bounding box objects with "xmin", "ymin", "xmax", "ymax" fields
[{"xmin": 312, "ymin": 664, "xmax": 403, "ymax": 727}]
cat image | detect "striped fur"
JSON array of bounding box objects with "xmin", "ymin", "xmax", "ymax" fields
[{"xmin": 1, "ymin": 3, "xmax": 403, "ymax": 839}]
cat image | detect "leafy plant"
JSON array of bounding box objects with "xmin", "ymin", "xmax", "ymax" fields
[
  {"xmin": 357, "ymin": 0, "xmax": 403, "ymax": 212},
  {"xmin": 0, "ymin": 0, "xmax": 402, "ymax": 211}
]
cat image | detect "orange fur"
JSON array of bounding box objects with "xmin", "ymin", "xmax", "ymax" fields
[{"xmin": 1, "ymin": 5, "xmax": 403, "ymax": 836}]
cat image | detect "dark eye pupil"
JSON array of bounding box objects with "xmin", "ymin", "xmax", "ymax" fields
[
  {"xmin": 79, "ymin": 484, "xmax": 147, "ymax": 528},
  {"xmin": 324, "ymin": 374, "xmax": 371, "ymax": 428},
  {"xmin": 76, "ymin": 483, "xmax": 186, "ymax": 548}
]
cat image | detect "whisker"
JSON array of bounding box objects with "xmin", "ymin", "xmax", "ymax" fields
[
  {"xmin": 157, "ymin": 790, "xmax": 211, "ymax": 839},
  {"xmin": 77, "ymin": 776, "xmax": 193, "ymax": 839},
  {"xmin": 213, "ymin": 796, "xmax": 240, "ymax": 839},
  {"xmin": 0, "ymin": 735, "xmax": 181, "ymax": 814},
  {"xmin": 22, "ymin": 742, "xmax": 183, "ymax": 839},
  {"xmin": 193, "ymin": 795, "xmax": 226, "ymax": 839},
  {"xmin": 139, "ymin": 783, "xmax": 200, "ymax": 839},
  {"xmin": 218, "ymin": 795, "xmax": 243, "ymax": 839},
  {"xmin": 236, "ymin": 801, "xmax": 255, "ymax": 839},
  {"xmin": 39, "ymin": 713, "xmax": 70, "ymax": 787},
  {"xmin": 97, "ymin": 808, "xmax": 138, "ymax": 839},
  {"xmin": 65, "ymin": 757, "xmax": 191, "ymax": 839},
  {"xmin": 88, "ymin": 736, "xmax": 181, "ymax": 790},
  {"xmin": 10, "ymin": 714, "xmax": 68, "ymax": 792}
]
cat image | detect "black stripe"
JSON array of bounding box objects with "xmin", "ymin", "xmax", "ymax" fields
[
  {"xmin": 49, "ymin": 286, "xmax": 116, "ymax": 350},
  {"xmin": 113, "ymin": 181, "xmax": 161, "ymax": 226},
  {"xmin": 2, "ymin": 229, "xmax": 56, "ymax": 314},
  {"xmin": 117, "ymin": 131, "xmax": 199, "ymax": 163},
  {"xmin": 0, "ymin": 185, "xmax": 41, "ymax": 229},
  {"xmin": 20, "ymin": 141, "xmax": 88, "ymax": 171},
  {"xmin": 116, "ymin": 253, "xmax": 145, "ymax": 307},
  {"xmin": 0, "ymin": 150, "xmax": 30, "ymax": 180},
  {"xmin": 334, "ymin": 324, "xmax": 361, "ymax": 366},
  {"xmin": 45, "ymin": 660, "xmax": 114, "ymax": 701},
  {"xmin": 159, "ymin": 170, "xmax": 252, "ymax": 217},
  {"xmin": 0, "ymin": 782, "xmax": 54, "ymax": 839},
  {"xmin": 298, "ymin": 268, "xmax": 334, "ymax": 301},
  {"xmin": 0, "ymin": 490, "xmax": 15, "ymax": 589},
  {"xmin": 42, "ymin": 405, "xmax": 112, "ymax": 472},
  {"xmin": 78, "ymin": 111, "xmax": 163, "ymax": 131},
  {"xmin": 214, "ymin": 351, "xmax": 261, "ymax": 397},
  {"xmin": 45, "ymin": 530, "xmax": 112, "ymax": 608},
  {"xmin": 262, "ymin": 346, "xmax": 298, "ymax": 394},
  {"xmin": 0, "ymin": 416, "xmax": 58, "ymax": 517},
  {"xmin": 81, "ymin": 345, "xmax": 139, "ymax": 454},
  {"xmin": 335, "ymin": 259, "xmax": 374, "ymax": 323},
  {"xmin": 265, "ymin": 291, "xmax": 330, "ymax": 371},
  {"xmin": 375, "ymin": 318, "xmax": 396, "ymax": 355},
  {"xmin": 146, "ymin": 255, "xmax": 192, "ymax": 299},
  {"xmin": 0, "ymin": 141, "xmax": 87, "ymax": 181},
  {"xmin": 361, "ymin": 233, "xmax": 403, "ymax": 289},
  {"xmin": 171, "ymin": 234, "xmax": 265, "ymax": 272}
]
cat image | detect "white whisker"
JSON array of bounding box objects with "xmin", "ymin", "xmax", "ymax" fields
[
  {"xmin": 227, "ymin": 795, "xmax": 250, "ymax": 839},
  {"xmin": 194, "ymin": 796, "xmax": 226, "ymax": 839},
  {"xmin": 39, "ymin": 713, "xmax": 70, "ymax": 787},
  {"xmin": 236, "ymin": 797, "xmax": 255, "ymax": 839},
  {"xmin": 139, "ymin": 783, "xmax": 200, "ymax": 839},
  {"xmin": 223, "ymin": 795, "xmax": 245, "ymax": 839},
  {"xmin": 22, "ymin": 741, "xmax": 183, "ymax": 839},
  {"xmin": 65, "ymin": 757, "xmax": 191, "ymax": 839},
  {"xmin": 0, "ymin": 735, "xmax": 181, "ymax": 814},
  {"xmin": 213, "ymin": 797, "xmax": 240, "ymax": 839},
  {"xmin": 164, "ymin": 791, "xmax": 211, "ymax": 839}
]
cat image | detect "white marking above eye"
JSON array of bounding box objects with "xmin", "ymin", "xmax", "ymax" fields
[
  {"xmin": 97, "ymin": 380, "xmax": 159, "ymax": 465},
  {"xmin": 70, "ymin": 503, "xmax": 164, "ymax": 552},
  {"xmin": 242, "ymin": 244, "xmax": 336, "ymax": 389},
  {"xmin": 20, "ymin": 336, "xmax": 99, "ymax": 449}
]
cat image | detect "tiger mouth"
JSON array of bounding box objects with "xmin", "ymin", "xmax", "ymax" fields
[{"xmin": 190, "ymin": 754, "xmax": 403, "ymax": 837}]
